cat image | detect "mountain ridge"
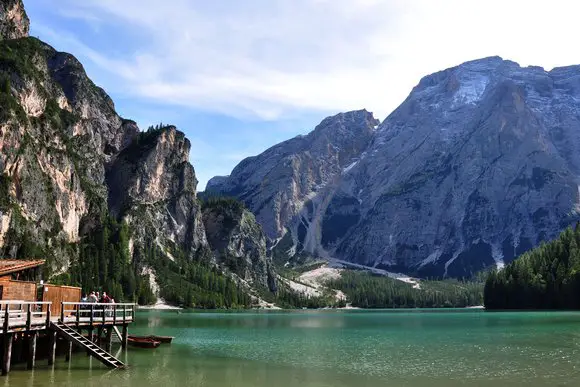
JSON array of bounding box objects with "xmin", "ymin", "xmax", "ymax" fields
[{"xmin": 208, "ymin": 55, "xmax": 580, "ymax": 278}]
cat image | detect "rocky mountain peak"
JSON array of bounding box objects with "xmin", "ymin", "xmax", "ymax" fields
[
  {"xmin": 314, "ymin": 109, "xmax": 379, "ymax": 135},
  {"xmin": 107, "ymin": 126, "xmax": 197, "ymax": 216},
  {"xmin": 0, "ymin": 0, "xmax": 29, "ymax": 40},
  {"xmin": 210, "ymin": 56, "xmax": 580, "ymax": 279}
]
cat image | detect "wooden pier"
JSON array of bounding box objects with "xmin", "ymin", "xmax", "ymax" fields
[{"xmin": 0, "ymin": 301, "xmax": 135, "ymax": 375}]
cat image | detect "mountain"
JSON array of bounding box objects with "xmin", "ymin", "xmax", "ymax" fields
[
  {"xmin": 206, "ymin": 110, "xmax": 379, "ymax": 259},
  {"xmin": 208, "ymin": 56, "xmax": 580, "ymax": 278},
  {"xmin": 0, "ymin": 0, "xmax": 28, "ymax": 41},
  {"xmin": 0, "ymin": 0, "xmax": 276, "ymax": 305}
]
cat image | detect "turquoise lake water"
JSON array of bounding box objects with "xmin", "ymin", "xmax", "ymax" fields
[{"xmin": 5, "ymin": 309, "xmax": 580, "ymax": 386}]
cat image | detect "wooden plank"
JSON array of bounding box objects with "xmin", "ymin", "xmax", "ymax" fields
[{"xmin": 42, "ymin": 285, "xmax": 81, "ymax": 319}]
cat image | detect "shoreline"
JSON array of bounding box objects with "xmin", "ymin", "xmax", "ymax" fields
[{"xmin": 137, "ymin": 300, "xmax": 183, "ymax": 310}]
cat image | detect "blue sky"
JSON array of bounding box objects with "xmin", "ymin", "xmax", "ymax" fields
[{"xmin": 23, "ymin": 0, "xmax": 580, "ymax": 189}]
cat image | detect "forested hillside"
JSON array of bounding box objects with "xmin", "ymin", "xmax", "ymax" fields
[
  {"xmin": 328, "ymin": 271, "xmax": 483, "ymax": 308},
  {"xmin": 484, "ymin": 225, "xmax": 580, "ymax": 309}
]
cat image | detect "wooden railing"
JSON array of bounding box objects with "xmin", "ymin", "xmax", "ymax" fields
[
  {"xmin": 0, "ymin": 301, "xmax": 135, "ymax": 333},
  {"xmin": 60, "ymin": 302, "xmax": 135, "ymax": 325},
  {"xmin": 0, "ymin": 301, "xmax": 53, "ymax": 333}
]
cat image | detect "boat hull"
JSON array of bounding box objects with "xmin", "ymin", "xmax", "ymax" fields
[
  {"xmin": 129, "ymin": 334, "xmax": 174, "ymax": 344},
  {"xmin": 127, "ymin": 337, "xmax": 160, "ymax": 348}
]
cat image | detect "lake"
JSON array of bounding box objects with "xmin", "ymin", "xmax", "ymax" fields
[{"xmin": 4, "ymin": 309, "xmax": 580, "ymax": 386}]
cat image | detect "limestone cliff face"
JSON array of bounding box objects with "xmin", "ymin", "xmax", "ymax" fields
[
  {"xmin": 106, "ymin": 126, "xmax": 208, "ymax": 257},
  {"xmin": 202, "ymin": 199, "xmax": 276, "ymax": 291},
  {"xmin": 0, "ymin": 35, "xmax": 133, "ymax": 271},
  {"xmin": 0, "ymin": 1, "xmax": 277, "ymax": 298},
  {"xmin": 0, "ymin": 0, "xmax": 29, "ymax": 41}
]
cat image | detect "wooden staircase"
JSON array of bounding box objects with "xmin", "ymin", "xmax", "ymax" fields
[{"xmin": 50, "ymin": 322, "xmax": 125, "ymax": 369}]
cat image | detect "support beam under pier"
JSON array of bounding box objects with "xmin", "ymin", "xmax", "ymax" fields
[
  {"xmin": 121, "ymin": 324, "xmax": 128, "ymax": 348},
  {"xmin": 48, "ymin": 331, "xmax": 56, "ymax": 366},
  {"xmin": 27, "ymin": 332, "xmax": 37, "ymax": 370},
  {"xmin": 2, "ymin": 333, "xmax": 13, "ymax": 375},
  {"xmin": 105, "ymin": 327, "xmax": 113, "ymax": 353}
]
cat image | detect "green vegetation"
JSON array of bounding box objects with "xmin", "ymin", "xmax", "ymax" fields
[
  {"xmin": 328, "ymin": 271, "xmax": 483, "ymax": 308},
  {"xmin": 68, "ymin": 215, "xmax": 142, "ymax": 303},
  {"xmin": 120, "ymin": 123, "xmax": 170, "ymax": 162},
  {"xmin": 0, "ymin": 37, "xmax": 44, "ymax": 81},
  {"xmin": 42, "ymin": 98, "xmax": 80, "ymax": 130},
  {"xmin": 275, "ymin": 286, "xmax": 340, "ymax": 309},
  {"xmin": 202, "ymin": 196, "xmax": 246, "ymax": 214},
  {"xmin": 60, "ymin": 214, "xmax": 248, "ymax": 308},
  {"xmin": 0, "ymin": 173, "xmax": 11, "ymax": 211},
  {"xmin": 142, "ymin": 241, "xmax": 252, "ymax": 308},
  {"xmin": 0, "ymin": 71, "xmax": 27, "ymax": 123},
  {"xmin": 484, "ymin": 225, "xmax": 580, "ymax": 310}
]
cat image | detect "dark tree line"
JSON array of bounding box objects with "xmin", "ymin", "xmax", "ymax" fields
[
  {"xmin": 141, "ymin": 240, "xmax": 252, "ymax": 309},
  {"xmin": 63, "ymin": 215, "xmax": 155, "ymax": 304},
  {"xmin": 328, "ymin": 271, "xmax": 483, "ymax": 308},
  {"xmin": 484, "ymin": 225, "xmax": 580, "ymax": 310}
]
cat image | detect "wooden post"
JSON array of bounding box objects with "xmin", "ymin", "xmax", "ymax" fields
[
  {"xmin": 76, "ymin": 304, "xmax": 80, "ymax": 328},
  {"xmin": 26, "ymin": 304, "xmax": 32, "ymax": 331},
  {"xmin": 113, "ymin": 304, "xmax": 117, "ymax": 325},
  {"xmin": 46, "ymin": 303, "xmax": 51, "ymax": 327},
  {"xmin": 105, "ymin": 327, "xmax": 113, "ymax": 353},
  {"xmin": 122, "ymin": 305, "xmax": 126, "ymax": 324},
  {"xmin": 102, "ymin": 304, "xmax": 106, "ymax": 324},
  {"xmin": 121, "ymin": 324, "xmax": 128, "ymax": 348},
  {"xmin": 2, "ymin": 333, "xmax": 13, "ymax": 375},
  {"xmin": 97, "ymin": 326, "xmax": 103, "ymax": 343},
  {"xmin": 3, "ymin": 304, "xmax": 9, "ymax": 333},
  {"xmin": 90, "ymin": 304, "xmax": 94, "ymax": 326},
  {"xmin": 48, "ymin": 330, "xmax": 56, "ymax": 365},
  {"xmin": 27, "ymin": 332, "xmax": 37, "ymax": 369},
  {"xmin": 60, "ymin": 302, "xmax": 65, "ymax": 323},
  {"xmin": 65, "ymin": 341, "xmax": 73, "ymax": 362}
]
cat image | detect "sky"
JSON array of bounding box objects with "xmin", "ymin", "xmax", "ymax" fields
[{"xmin": 23, "ymin": 0, "xmax": 580, "ymax": 189}]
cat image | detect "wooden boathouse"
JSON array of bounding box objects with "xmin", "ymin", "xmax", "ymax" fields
[{"xmin": 0, "ymin": 259, "xmax": 136, "ymax": 375}]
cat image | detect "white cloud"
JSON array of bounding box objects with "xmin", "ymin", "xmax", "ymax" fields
[{"xmin": 37, "ymin": 0, "xmax": 580, "ymax": 121}]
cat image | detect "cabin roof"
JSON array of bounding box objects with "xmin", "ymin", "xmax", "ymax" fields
[{"xmin": 0, "ymin": 260, "xmax": 45, "ymax": 276}]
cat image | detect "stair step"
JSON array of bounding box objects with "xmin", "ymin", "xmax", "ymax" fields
[{"xmin": 50, "ymin": 322, "xmax": 125, "ymax": 369}]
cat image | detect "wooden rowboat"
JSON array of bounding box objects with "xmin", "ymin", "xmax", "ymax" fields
[
  {"xmin": 127, "ymin": 337, "xmax": 161, "ymax": 348},
  {"xmin": 147, "ymin": 335, "xmax": 174, "ymax": 343},
  {"xmin": 129, "ymin": 334, "xmax": 174, "ymax": 344}
]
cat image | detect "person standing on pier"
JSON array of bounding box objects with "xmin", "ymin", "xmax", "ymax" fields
[{"xmin": 88, "ymin": 291, "xmax": 98, "ymax": 303}]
